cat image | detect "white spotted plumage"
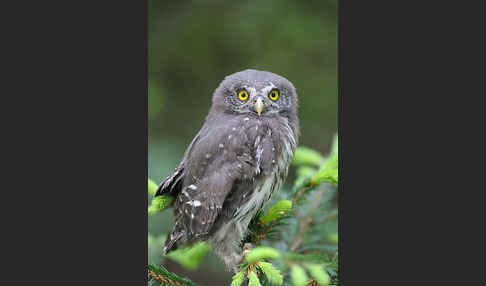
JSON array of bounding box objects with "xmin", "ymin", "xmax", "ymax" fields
[{"xmin": 155, "ymin": 69, "xmax": 299, "ymax": 274}]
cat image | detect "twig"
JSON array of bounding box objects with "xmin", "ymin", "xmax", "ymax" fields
[
  {"xmin": 147, "ymin": 265, "xmax": 197, "ymax": 286},
  {"xmin": 314, "ymin": 211, "xmax": 337, "ymax": 225},
  {"xmin": 290, "ymin": 190, "xmax": 324, "ymax": 252},
  {"xmin": 148, "ymin": 268, "xmax": 181, "ymax": 285}
]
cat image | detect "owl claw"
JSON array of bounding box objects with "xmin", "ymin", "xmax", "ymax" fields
[
  {"xmin": 237, "ymin": 243, "xmax": 255, "ymax": 265},
  {"xmin": 243, "ymin": 243, "xmax": 255, "ymax": 252}
]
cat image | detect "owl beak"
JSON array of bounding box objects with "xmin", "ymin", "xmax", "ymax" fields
[{"xmin": 255, "ymin": 97, "xmax": 264, "ymax": 116}]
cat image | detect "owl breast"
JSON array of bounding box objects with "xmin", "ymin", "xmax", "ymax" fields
[
  {"xmin": 205, "ymin": 115, "xmax": 297, "ymax": 246},
  {"xmin": 231, "ymin": 117, "xmax": 297, "ymax": 226}
]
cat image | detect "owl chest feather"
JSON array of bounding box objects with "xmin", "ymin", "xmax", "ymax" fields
[{"xmin": 232, "ymin": 119, "xmax": 296, "ymax": 223}]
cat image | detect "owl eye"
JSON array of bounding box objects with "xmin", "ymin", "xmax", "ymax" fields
[
  {"xmin": 268, "ymin": 89, "xmax": 279, "ymax": 101},
  {"xmin": 237, "ymin": 90, "xmax": 249, "ymax": 102}
]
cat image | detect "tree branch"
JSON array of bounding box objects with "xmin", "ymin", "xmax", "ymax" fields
[{"xmin": 290, "ymin": 190, "xmax": 324, "ymax": 252}]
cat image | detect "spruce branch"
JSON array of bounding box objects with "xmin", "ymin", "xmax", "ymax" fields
[
  {"xmin": 148, "ymin": 178, "xmax": 173, "ymax": 215},
  {"xmin": 148, "ymin": 264, "xmax": 198, "ymax": 286},
  {"xmin": 231, "ymin": 271, "xmax": 246, "ymax": 286},
  {"xmin": 248, "ymin": 269, "xmax": 263, "ymax": 286},
  {"xmin": 291, "ymin": 190, "xmax": 324, "ymax": 252},
  {"xmin": 246, "ymin": 247, "xmax": 282, "ymax": 264},
  {"xmin": 166, "ymin": 242, "xmax": 209, "ymax": 270},
  {"xmin": 290, "ymin": 264, "xmax": 309, "ymax": 286},
  {"xmin": 238, "ymin": 247, "xmax": 336, "ymax": 286},
  {"xmin": 148, "ymin": 178, "xmax": 158, "ymax": 196},
  {"xmin": 257, "ymin": 262, "xmax": 284, "ymax": 285},
  {"xmin": 148, "ymin": 133, "xmax": 339, "ymax": 286},
  {"xmin": 247, "ymin": 200, "xmax": 293, "ymax": 246},
  {"xmin": 260, "ymin": 200, "xmax": 293, "ymax": 224},
  {"xmin": 281, "ymin": 252, "xmax": 333, "ymax": 264},
  {"xmin": 291, "ymin": 147, "xmax": 325, "ymax": 168},
  {"xmin": 306, "ymin": 264, "xmax": 330, "ymax": 286}
]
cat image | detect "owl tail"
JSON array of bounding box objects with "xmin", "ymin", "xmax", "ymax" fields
[{"xmin": 163, "ymin": 229, "xmax": 184, "ymax": 255}]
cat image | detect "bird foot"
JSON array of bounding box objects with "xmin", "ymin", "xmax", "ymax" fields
[
  {"xmin": 238, "ymin": 243, "xmax": 255, "ymax": 264},
  {"xmin": 243, "ymin": 242, "xmax": 255, "ymax": 253},
  {"xmin": 229, "ymin": 243, "xmax": 256, "ymax": 274}
]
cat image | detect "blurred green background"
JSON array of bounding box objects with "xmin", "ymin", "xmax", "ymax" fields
[{"xmin": 148, "ymin": 1, "xmax": 337, "ymax": 285}]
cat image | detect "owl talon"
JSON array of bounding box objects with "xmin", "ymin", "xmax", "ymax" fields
[
  {"xmin": 243, "ymin": 243, "xmax": 255, "ymax": 252},
  {"xmin": 238, "ymin": 243, "xmax": 255, "ymax": 265}
]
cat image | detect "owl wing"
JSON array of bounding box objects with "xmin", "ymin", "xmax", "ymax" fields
[
  {"xmin": 164, "ymin": 123, "xmax": 256, "ymax": 252},
  {"xmin": 163, "ymin": 165, "xmax": 239, "ymax": 253},
  {"xmin": 176, "ymin": 163, "xmax": 240, "ymax": 236},
  {"xmin": 154, "ymin": 134, "xmax": 201, "ymax": 197},
  {"xmin": 154, "ymin": 165, "xmax": 184, "ymax": 197}
]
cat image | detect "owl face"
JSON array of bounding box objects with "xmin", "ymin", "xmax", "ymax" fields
[{"xmin": 213, "ymin": 69, "xmax": 298, "ymax": 118}]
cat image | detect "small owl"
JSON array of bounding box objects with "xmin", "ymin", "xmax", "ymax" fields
[{"xmin": 155, "ymin": 69, "xmax": 299, "ymax": 273}]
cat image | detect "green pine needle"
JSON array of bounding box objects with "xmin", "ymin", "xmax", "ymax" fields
[
  {"xmin": 148, "ymin": 264, "xmax": 197, "ymax": 286},
  {"xmin": 148, "ymin": 195, "xmax": 174, "ymax": 215},
  {"xmin": 293, "ymin": 166, "xmax": 318, "ymax": 188},
  {"xmin": 307, "ymin": 264, "xmax": 330, "ymax": 286},
  {"xmin": 231, "ymin": 271, "xmax": 246, "ymax": 286},
  {"xmin": 311, "ymin": 134, "xmax": 338, "ymax": 186},
  {"xmin": 246, "ymin": 247, "xmax": 282, "ymax": 264},
  {"xmin": 290, "ymin": 265, "xmax": 308, "ymax": 286},
  {"xmin": 148, "ymin": 178, "xmax": 158, "ymax": 196},
  {"xmin": 248, "ymin": 271, "xmax": 262, "ymax": 286},
  {"xmin": 282, "ymin": 253, "xmax": 332, "ymax": 264},
  {"xmin": 257, "ymin": 262, "xmax": 283, "ymax": 286},
  {"xmin": 260, "ymin": 200, "xmax": 293, "ymax": 224},
  {"xmin": 166, "ymin": 242, "xmax": 209, "ymax": 270},
  {"xmin": 291, "ymin": 146, "xmax": 325, "ymax": 167},
  {"xmin": 327, "ymin": 233, "xmax": 338, "ymax": 244}
]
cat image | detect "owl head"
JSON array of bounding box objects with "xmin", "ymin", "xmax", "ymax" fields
[{"xmin": 211, "ymin": 69, "xmax": 298, "ymax": 120}]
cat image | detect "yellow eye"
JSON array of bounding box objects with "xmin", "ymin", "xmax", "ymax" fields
[
  {"xmin": 268, "ymin": 89, "xmax": 279, "ymax": 101},
  {"xmin": 238, "ymin": 90, "xmax": 249, "ymax": 101}
]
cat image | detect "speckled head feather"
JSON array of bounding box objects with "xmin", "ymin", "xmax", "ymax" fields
[
  {"xmin": 155, "ymin": 69, "xmax": 299, "ymax": 273},
  {"xmin": 210, "ymin": 69, "xmax": 299, "ymax": 136}
]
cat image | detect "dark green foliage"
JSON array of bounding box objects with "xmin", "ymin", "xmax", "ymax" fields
[
  {"xmin": 166, "ymin": 242, "xmax": 209, "ymax": 270},
  {"xmin": 148, "ymin": 264, "xmax": 198, "ymax": 286},
  {"xmin": 245, "ymin": 208, "xmax": 294, "ymax": 247}
]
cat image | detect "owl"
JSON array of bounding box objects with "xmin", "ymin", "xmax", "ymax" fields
[{"xmin": 155, "ymin": 69, "xmax": 299, "ymax": 273}]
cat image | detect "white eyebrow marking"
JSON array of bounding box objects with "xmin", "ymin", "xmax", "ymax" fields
[
  {"xmin": 246, "ymin": 86, "xmax": 257, "ymax": 97},
  {"xmin": 261, "ymin": 83, "xmax": 277, "ymax": 96}
]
